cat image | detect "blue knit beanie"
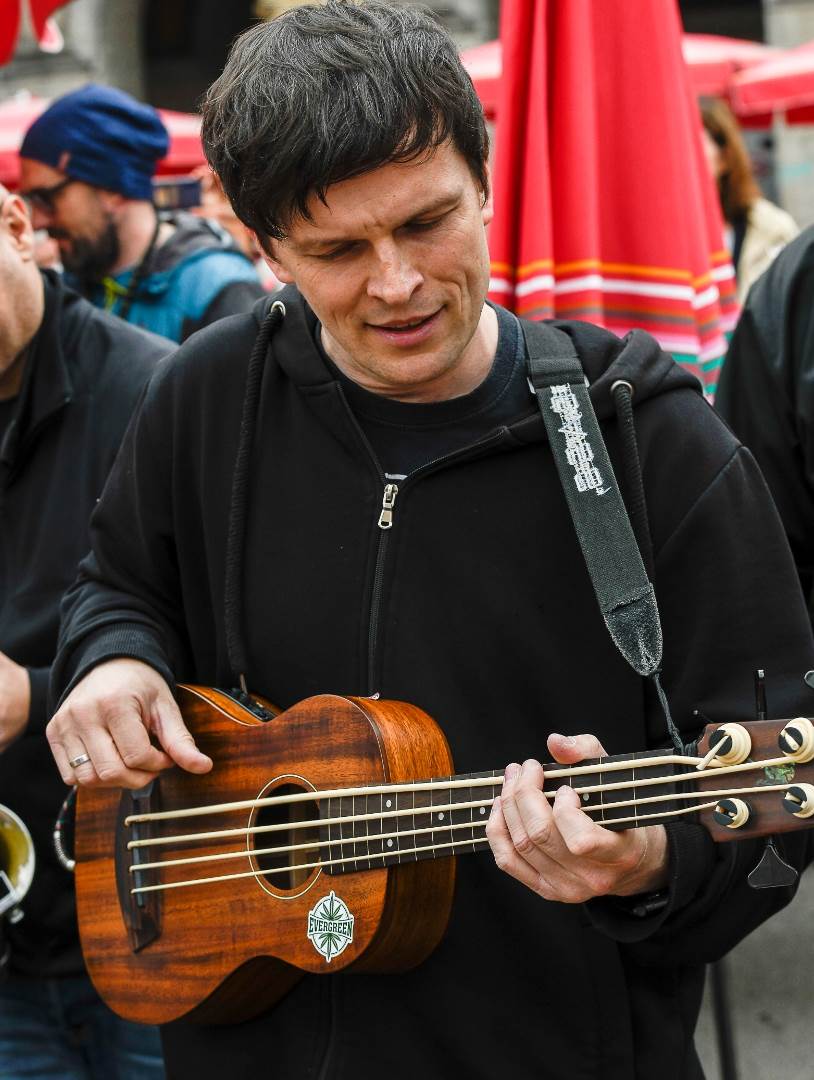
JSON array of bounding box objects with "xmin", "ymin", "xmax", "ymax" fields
[{"xmin": 20, "ymin": 84, "xmax": 170, "ymax": 201}]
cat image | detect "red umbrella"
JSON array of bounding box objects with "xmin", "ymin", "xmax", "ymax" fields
[
  {"xmin": 731, "ymin": 39, "xmax": 814, "ymax": 123},
  {"xmin": 682, "ymin": 33, "xmax": 778, "ymax": 97},
  {"xmin": 463, "ymin": 32, "xmax": 776, "ymax": 121},
  {"xmin": 487, "ymin": 0, "xmax": 738, "ymax": 399},
  {"xmin": 0, "ymin": 0, "xmax": 72, "ymax": 65},
  {"xmin": 0, "ymin": 1, "xmax": 21, "ymax": 67},
  {"xmin": 0, "ymin": 95, "xmax": 206, "ymax": 189},
  {"xmin": 461, "ymin": 39, "xmax": 501, "ymax": 120}
]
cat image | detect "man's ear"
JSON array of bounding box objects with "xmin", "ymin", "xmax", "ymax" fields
[
  {"xmin": 257, "ymin": 234, "xmax": 296, "ymax": 285},
  {"xmin": 480, "ymin": 162, "xmax": 494, "ymax": 227},
  {"xmin": 99, "ymin": 190, "xmax": 127, "ymax": 215},
  {"xmin": 2, "ymin": 196, "xmax": 35, "ymax": 261}
]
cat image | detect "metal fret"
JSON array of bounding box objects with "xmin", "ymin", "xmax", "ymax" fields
[{"xmin": 450, "ymin": 772, "xmax": 475, "ymax": 854}]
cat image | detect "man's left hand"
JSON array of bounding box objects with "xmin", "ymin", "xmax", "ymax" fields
[
  {"xmin": 0, "ymin": 651, "xmax": 30, "ymax": 753},
  {"xmin": 486, "ymin": 732, "xmax": 669, "ymax": 903}
]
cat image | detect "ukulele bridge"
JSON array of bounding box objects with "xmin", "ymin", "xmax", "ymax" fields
[{"xmin": 114, "ymin": 782, "xmax": 163, "ymax": 952}]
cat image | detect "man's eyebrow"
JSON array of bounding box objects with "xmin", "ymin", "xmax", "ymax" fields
[{"xmin": 296, "ymin": 193, "xmax": 461, "ymax": 252}]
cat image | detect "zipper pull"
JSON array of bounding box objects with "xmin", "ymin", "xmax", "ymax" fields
[{"xmin": 377, "ymin": 483, "xmax": 399, "ymax": 530}]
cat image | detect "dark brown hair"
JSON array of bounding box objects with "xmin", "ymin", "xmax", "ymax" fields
[
  {"xmin": 700, "ymin": 97, "xmax": 761, "ymax": 223},
  {"xmin": 201, "ymin": 1, "xmax": 489, "ymax": 242}
]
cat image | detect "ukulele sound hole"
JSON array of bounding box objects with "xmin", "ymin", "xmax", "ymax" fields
[{"xmin": 251, "ymin": 783, "xmax": 320, "ymax": 893}]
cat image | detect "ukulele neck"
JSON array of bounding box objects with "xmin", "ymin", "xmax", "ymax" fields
[{"xmin": 321, "ymin": 749, "xmax": 694, "ymax": 875}]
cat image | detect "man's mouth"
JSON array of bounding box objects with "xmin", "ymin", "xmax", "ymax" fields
[{"xmin": 368, "ymin": 310, "xmax": 441, "ymax": 338}]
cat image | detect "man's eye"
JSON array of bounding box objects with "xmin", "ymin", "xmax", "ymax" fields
[
  {"xmin": 318, "ymin": 243, "xmax": 355, "ymax": 260},
  {"xmin": 409, "ymin": 218, "xmax": 441, "ymax": 232}
]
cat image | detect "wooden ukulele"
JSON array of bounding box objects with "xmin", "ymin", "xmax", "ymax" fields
[{"xmin": 74, "ymin": 685, "xmax": 814, "ymax": 1026}]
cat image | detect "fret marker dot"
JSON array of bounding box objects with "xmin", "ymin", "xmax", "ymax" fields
[
  {"xmin": 480, "ymin": 807, "xmax": 486, "ymax": 815},
  {"xmin": 437, "ymin": 812, "xmax": 445, "ymax": 820},
  {"xmin": 582, "ymin": 794, "xmax": 590, "ymax": 803},
  {"xmin": 386, "ymin": 839, "xmax": 393, "ymax": 848},
  {"xmin": 385, "ymin": 800, "xmax": 392, "ymax": 808}
]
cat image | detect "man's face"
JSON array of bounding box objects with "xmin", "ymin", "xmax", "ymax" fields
[
  {"xmin": 264, "ymin": 142, "xmax": 495, "ymax": 403},
  {"xmin": 18, "ymin": 158, "xmax": 120, "ymax": 281}
]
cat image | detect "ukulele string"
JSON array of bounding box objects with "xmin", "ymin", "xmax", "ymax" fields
[
  {"xmin": 128, "ymin": 780, "xmax": 793, "ymax": 876},
  {"xmin": 130, "ymin": 797, "xmax": 727, "ymax": 895},
  {"xmin": 124, "ymin": 752, "xmax": 707, "ymax": 826},
  {"xmin": 126, "ymin": 755, "xmax": 794, "ymax": 852}
]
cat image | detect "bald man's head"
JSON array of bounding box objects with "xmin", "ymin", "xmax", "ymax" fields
[{"xmin": 0, "ymin": 187, "xmax": 45, "ymax": 399}]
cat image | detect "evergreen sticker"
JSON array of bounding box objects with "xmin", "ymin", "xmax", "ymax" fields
[{"xmin": 307, "ymin": 891, "xmax": 355, "ymax": 962}]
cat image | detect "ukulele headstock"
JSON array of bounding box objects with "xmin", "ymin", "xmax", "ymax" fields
[{"xmin": 694, "ymin": 717, "xmax": 814, "ymax": 842}]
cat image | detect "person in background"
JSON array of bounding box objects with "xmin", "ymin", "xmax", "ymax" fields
[
  {"xmin": 701, "ymin": 97, "xmax": 798, "ymax": 304},
  {"xmin": 189, "ymin": 166, "xmax": 281, "ymax": 291},
  {"xmin": 0, "ymin": 183, "xmax": 168, "ymax": 1076},
  {"xmin": 717, "ymin": 225, "xmax": 814, "ymax": 626},
  {"xmin": 18, "ymin": 84, "xmax": 265, "ymax": 343}
]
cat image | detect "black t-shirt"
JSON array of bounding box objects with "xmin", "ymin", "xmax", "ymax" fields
[
  {"xmin": 315, "ymin": 304, "xmax": 533, "ymax": 478},
  {"xmin": 0, "ymin": 396, "xmax": 18, "ymax": 444}
]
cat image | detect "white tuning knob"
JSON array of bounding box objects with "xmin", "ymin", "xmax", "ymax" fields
[
  {"xmin": 713, "ymin": 798, "xmax": 751, "ymax": 830},
  {"xmin": 782, "ymin": 784, "xmax": 814, "ymax": 819},
  {"xmin": 708, "ymin": 724, "xmax": 752, "ymax": 767},
  {"xmin": 778, "ymin": 718, "xmax": 814, "ymax": 763}
]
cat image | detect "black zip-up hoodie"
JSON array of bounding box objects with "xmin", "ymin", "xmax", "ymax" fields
[
  {"xmin": 53, "ymin": 287, "xmax": 814, "ymax": 1078},
  {"xmin": 717, "ymin": 224, "xmax": 814, "ymax": 624},
  {"xmin": 0, "ymin": 271, "xmax": 168, "ymax": 975}
]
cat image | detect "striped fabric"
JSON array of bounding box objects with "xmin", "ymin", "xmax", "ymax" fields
[
  {"xmin": 489, "ymin": 251, "xmax": 739, "ymax": 398},
  {"xmin": 486, "ymin": 0, "xmax": 740, "ymax": 401}
]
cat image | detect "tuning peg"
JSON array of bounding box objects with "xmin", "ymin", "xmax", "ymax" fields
[
  {"xmin": 804, "ymin": 671, "xmax": 814, "ymax": 691},
  {"xmin": 778, "ymin": 718, "xmax": 814, "ymax": 763},
  {"xmin": 698, "ymin": 724, "xmax": 751, "ymax": 770},
  {"xmin": 748, "ymin": 837, "xmax": 799, "ymax": 890},
  {"xmin": 782, "ymin": 784, "xmax": 814, "ymax": 819},
  {"xmin": 713, "ymin": 798, "xmax": 751, "ymax": 829}
]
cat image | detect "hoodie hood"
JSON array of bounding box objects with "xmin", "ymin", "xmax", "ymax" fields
[
  {"xmin": 551, "ymin": 318, "xmax": 704, "ymax": 420},
  {"xmin": 250, "ymin": 285, "xmax": 704, "ymax": 431}
]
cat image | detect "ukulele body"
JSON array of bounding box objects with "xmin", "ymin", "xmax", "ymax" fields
[{"xmin": 74, "ymin": 687, "xmax": 456, "ymax": 1025}]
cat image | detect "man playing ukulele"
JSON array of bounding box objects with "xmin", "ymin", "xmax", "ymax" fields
[{"xmin": 47, "ymin": 3, "xmax": 814, "ymax": 1078}]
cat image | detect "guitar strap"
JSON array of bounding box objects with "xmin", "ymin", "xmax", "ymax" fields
[{"xmin": 520, "ymin": 319, "xmax": 663, "ymax": 680}]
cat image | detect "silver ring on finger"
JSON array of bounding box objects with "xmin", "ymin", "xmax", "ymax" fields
[{"xmin": 69, "ymin": 753, "xmax": 91, "ymax": 769}]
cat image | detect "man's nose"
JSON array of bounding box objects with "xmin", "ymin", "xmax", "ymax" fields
[{"xmin": 367, "ymin": 243, "xmax": 423, "ymax": 306}]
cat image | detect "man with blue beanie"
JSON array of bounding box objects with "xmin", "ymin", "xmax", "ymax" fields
[{"xmin": 19, "ymin": 84, "xmax": 265, "ymax": 342}]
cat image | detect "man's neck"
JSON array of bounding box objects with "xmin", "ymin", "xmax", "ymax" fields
[{"xmin": 111, "ymin": 201, "xmax": 172, "ymax": 275}]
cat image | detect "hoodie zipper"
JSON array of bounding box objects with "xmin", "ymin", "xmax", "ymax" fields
[
  {"xmin": 335, "ymin": 385, "xmax": 510, "ymax": 695},
  {"xmin": 366, "ymin": 481, "xmax": 399, "ymax": 693},
  {"xmin": 364, "ymin": 431, "xmax": 507, "ymax": 695}
]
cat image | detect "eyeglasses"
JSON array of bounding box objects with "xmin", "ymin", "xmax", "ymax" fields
[{"xmin": 21, "ymin": 177, "xmax": 76, "ymax": 214}]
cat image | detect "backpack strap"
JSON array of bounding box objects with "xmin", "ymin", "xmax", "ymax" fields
[{"xmin": 521, "ymin": 318, "xmax": 662, "ymax": 678}]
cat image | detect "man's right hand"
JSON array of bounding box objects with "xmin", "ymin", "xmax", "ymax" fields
[{"xmin": 46, "ymin": 658, "xmax": 213, "ymax": 789}]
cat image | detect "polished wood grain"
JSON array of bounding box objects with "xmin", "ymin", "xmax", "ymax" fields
[
  {"xmin": 75, "ymin": 687, "xmax": 455, "ymax": 1025},
  {"xmin": 75, "ymin": 693, "xmax": 814, "ymax": 1027},
  {"xmin": 695, "ymin": 719, "xmax": 814, "ymax": 841}
]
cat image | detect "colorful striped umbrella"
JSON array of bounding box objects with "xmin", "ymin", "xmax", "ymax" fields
[{"xmin": 487, "ymin": 0, "xmax": 738, "ymax": 398}]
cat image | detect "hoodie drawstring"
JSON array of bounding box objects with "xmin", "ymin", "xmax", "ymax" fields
[
  {"xmin": 610, "ymin": 379, "xmax": 655, "ymax": 582},
  {"xmin": 224, "ymin": 299, "xmax": 286, "ymax": 707}
]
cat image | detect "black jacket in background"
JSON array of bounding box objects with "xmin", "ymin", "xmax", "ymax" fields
[
  {"xmin": 718, "ymin": 225, "xmax": 814, "ymax": 622},
  {"xmin": 0, "ymin": 271, "xmax": 169, "ymax": 975},
  {"xmin": 53, "ymin": 288, "xmax": 814, "ymax": 1079}
]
